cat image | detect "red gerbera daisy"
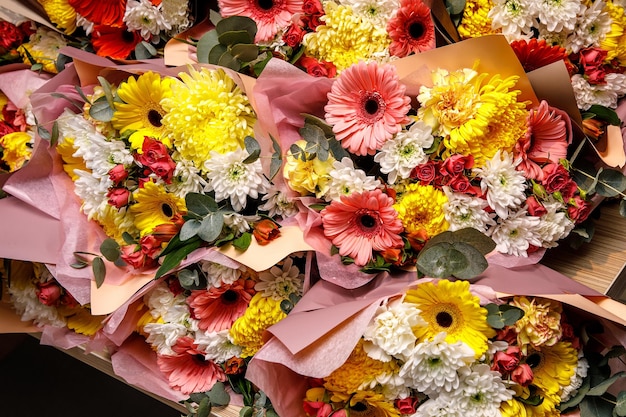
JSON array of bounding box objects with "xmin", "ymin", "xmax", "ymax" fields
[
  {"xmin": 187, "ymin": 278, "xmax": 256, "ymax": 333},
  {"xmin": 218, "ymin": 0, "xmax": 304, "ymax": 42},
  {"xmin": 321, "ymin": 189, "xmax": 404, "ymax": 266},
  {"xmin": 91, "ymin": 25, "xmax": 142, "ymax": 59},
  {"xmin": 156, "ymin": 336, "xmax": 226, "ymax": 395},
  {"xmin": 386, "ymin": 0, "xmax": 436, "ymax": 57},
  {"xmin": 510, "ymin": 38, "xmax": 568, "ymax": 72},
  {"xmin": 324, "ymin": 61, "xmax": 411, "ymax": 156},
  {"xmin": 68, "ymin": 0, "xmax": 127, "ymax": 27}
]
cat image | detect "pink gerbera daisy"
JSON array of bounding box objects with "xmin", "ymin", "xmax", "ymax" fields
[
  {"xmin": 157, "ymin": 336, "xmax": 226, "ymax": 395},
  {"xmin": 325, "ymin": 61, "xmax": 411, "ymax": 156},
  {"xmin": 218, "ymin": 0, "xmax": 304, "ymax": 43},
  {"xmin": 187, "ymin": 278, "xmax": 256, "ymax": 332},
  {"xmin": 320, "ymin": 189, "xmax": 404, "ymax": 266},
  {"xmin": 515, "ymin": 100, "xmax": 572, "ymax": 181},
  {"xmin": 387, "ymin": 0, "xmax": 436, "ymax": 57}
]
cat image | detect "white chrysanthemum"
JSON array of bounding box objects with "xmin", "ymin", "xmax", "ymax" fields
[
  {"xmin": 259, "ymin": 188, "xmax": 298, "ymax": 218},
  {"xmin": 144, "ymin": 322, "xmax": 189, "ymax": 355},
  {"xmin": 204, "ymin": 148, "xmax": 270, "ymax": 211},
  {"xmin": 561, "ymin": 356, "xmax": 589, "ymax": 401},
  {"xmin": 255, "ymin": 257, "xmax": 303, "ymax": 300},
  {"xmin": 564, "ymin": 0, "xmax": 611, "ymax": 53},
  {"xmin": 488, "ymin": 0, "xmax": 537, "ymax": 37},
  {"xmin": 374, "ymin": 121, "xmax": 434, "ymax": 184},
  {"xmin": 365, "ymin": 369, "xmax": 410, "ymax": 402},
  {"xmin": 399, "ymin": 332, "xmax": 475, "ymax": 395},
  {"xmin": 163, "ymin": 302, "xmax": 194, "ymax": 325},
  {"xmin": 443, "ymin": 187, "xmax": 496, "ymax": 233},
  {"xmin": 76, "ymin": 13, "xmax": 94, "ymax": 35},
  {"xmin": 413, "ymin": 396, "xmax": 463, "ymax": 417},
  {"xmin": 9, "ymin": 284, "xmax": 66, "ymax": 328},
  {"xmin": 453, "ymin": 364, "xmax": 514, "ymax": 417},
  {"xmin": 73, "ymin": 170, "xmax": 112, "ymax": 220},
  {"xmin": 363, "ymin": 298, "xmax": 425, "ymax": 362},
  {"xmin": 474, "ymin": 151, "xmax": 527, "ymax": 220},
  {"xmin": 144, "ymin": 282, "xmax": 185, "ymax": 318},
  {"xmin": 571, "ymin": 73, "xmax": 626, "ymax": 110},
  {"xmin": 223, "ymin": 212, "xmax": 254, "ymax": 234},
  {"xmin": 535, "ymin": 0, "xmax": 582, "ymax": 33},
  {"xmin": 341, "ymin": 0, "xmax": 401, "ymax": 28},
  {"xmin": 168, "ymin": 152, "xmax": 207, "ymax": 197},
  {"xmin": 124, "ymin": 0, "xmax": 169, "ymax": 39},
  {"xmin": 199, "ymin": 261, "xmax": 242, "ymax": 288},
  {"xmin": 488, "ymin": 208, "xmax": 542, "ymax": 256},
  {"xmin": 535, "ymin": 199, "xmax": 575, "ymax": 248},
  {"xmin": 161, "ymin": 0, "xmax": 191, "ymax": 32},
  {"xmin": 194, "ymin": 329, "xmax": 242, "ymax": 363},
  {"xmin": 324, "ymin": 157, "xmax": 381, "ymax": 201}
]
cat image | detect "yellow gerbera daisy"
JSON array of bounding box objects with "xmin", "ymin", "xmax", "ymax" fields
[
  {"xmin": 63, "ymin": 308, "xmax": 105, "ymax": 336},
  {"xmin": 404, "ymin": 279, "xmax": 495, "ymax": 357},
  {"xmin": 417, "ymin": 68, "xmax": 528, "ymax": 166},
  {"xmin": 393, "ymin": 183, "xmax": 449, "ymax": 239},
  {"xmin": 0, "ymin": 93, "xmax": 8, "ymax": 119},
  {"xmin": 0, "ymin": 131, "xmax": 32, "ymax": 172},
  {"xmin": 112, "ymin": 71, "xmax": 174, "ymax": 146},
  {"xmin": 37, "ymin": 0, "xmax": 77, "ymax": 34},
  {"xmin": 160, "ymin": 67, "xmax": 256, "ymax": 169},
  {"xmin": 328, "ymin": 389, "xmax": 401, "ymax": 417},
  {"xmin": 302, "ymin": 1, "xmax": 390, "ymax": 72},
  {"xmin": 229, "ymin": 292, "xmax": 286, "ymax": 358},
  {"xmin": 600, "ymin": 2, "xmax": 626, "ymax": 65},
  {"xmin": 457, "ymin": 0, "xmax": 498, "ymax": 39},
  {"xmin": 129, "ymin": 182, "xmax": 186, "ymax": 236},
  {"xmin": 526, "ymin": 342, "xmax": 578, "ymax": 400}
]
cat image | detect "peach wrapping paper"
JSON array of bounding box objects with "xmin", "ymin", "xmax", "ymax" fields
[{"xmin": 247, "ymin": 263, "xmax": 623, "ymax": 417}]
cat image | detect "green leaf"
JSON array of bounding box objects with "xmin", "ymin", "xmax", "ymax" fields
[
  {"xmin": 100, "ymin": 238, "xmax": 121, "ymax": 262},
  {"xmin": 97, "ymin": 76, "xmax": 115, "ymax": 107},
  {"xmin": 232, "ymin": 232, "xmax": 252, "ymax": 251},
  {"xmin": 596, "ymin": 169, "xmax": 626, "ymax": 197},
  {"xmin": 269, "ymin": 134, "xmax": 282, "ymax": 181},
  {"xmin": 209, "ymin": 9, "xmax": 223, "ymax": 26},
  {"xmin": 50, "ymin": 121, "xmax": 59, "ymax": 147},
  {"xmin": 178, "ymin": 268, "xmax": 204, "ymax": 290},
  {"xmin": 243, "ymin": 136, "xmax": 261, "ymax": 163},
  {"xmin": 615, "ymin": 391, "xmax": 626, "ymax": 416},
  {"xmin": 55, "ymin": 53, "xmax": 71, "ymax": 73},
  {"xmin": 486, "ymin": 304, "xmax": 524, "ymax": 329},
  {"xmin": 208, "ymin": 43, "xmax": 229, "ymax": 65},
  {"xmin": 580, "ymin": 395, "xmax": 615, "ymax": 417},
  {"xmin": 186, "ymin": 193, "xmax": 218, "ymax": 217},
  {"xmin": 583, "ymin": 105, "xmax": 622, "ymax": 125},
  {"xmin": 134, "ymin": 41, "xmax": 157, "ymax": 59},
  {"xmin": 196, "ymin": 30, "xmax": 220, "ymax": 64},
  {"xmin": 217, "ymin": 50, "xmax": 241, "ymax": 72},
  {"xmin": 302, "ymin": 113, "xmax": 334, "ymax": 137},
  {"xmin": 424, "ymin": 228, "xmax": 496, "ymax": 256},
  {"xmin": 416, "ymin": 243, "xmax": 467, "ymax": 278},
  {"xmin": 208, "ymin": 382, "xmax": 231, "ymax": 406},
  {"xmin": 446, "ymin": 0, "xmax": 466, "ymax": 14},
  {"xmin": 216, "ymin": 16, "xmax": 257, "ymax": 41},
  {"xmin": 92, "ymin": 257, "xmax": 106, "ymax": 288},
  {"xmin": 218, "ymin": 29, "xmax": 253, "ymax": 46},
  {"xmin": 230, "ymin": 44, "xmax": 259, "ymax": 62},
  {"xmin": 155, "ymin": 239, "xmax": 202, "ymax": 278},
  {"xmin": 446, "ymin": 242, "xmax": 489, "ymax": 280},
  {"xmin": 588, "ymin": 371, "xmax": 626, "ymax": 396},
  {"xmin": 37, "ymin": 123, "xmax": 50, "ymax": 141},
  {"xmin": 215, "ymin": 232, "xmax": 235, "ymax": 247},
  {"xmin": 559, "ymin": 376, "xmax": 590, "ymax": 411},
  {"xmin": 621, "ymin": 199, "xmax": 626, "ymax": 217},
  {"xmin": 121, "ymin": 232, "xmax": 136, "ymax": 245},
  {"xmin": 196, "ymin": 397, "xmax": 211, "ymax": 417},
  {"xmin": 180, "ymin": 218, "xmax": 202, "ymax": 241},
  {"xmin": 197, "ymin": 212, "xmax": 224, "ymax": 242},
  {"xmin": 89, "ymin": 96, "xmax": 114, "ymax": 122},
  {"xmin": 300, "ymin": 123, "xmax": 327, "ymax": 148}
]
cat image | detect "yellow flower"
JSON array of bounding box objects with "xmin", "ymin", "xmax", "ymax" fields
[
  {"xmin": 0, "ymin": 131, "xmax": 32, "ymax": 172},
  {"xmin": 458, "ymin": 0, "xmax": 498, "ymax": 39},
  {"xmin": 393, "ymin": 183, "xmax": 449, "ymax": 239},
  {"xmin": 327, "ymin": 389, "xmax": 401, "ymax": 417},
  {"xmin": 63, "ymin": 308, "xmax": 105, "ymax": 336},
  {"xmin": 129, "ymin": 182, "xmax": 186, "ymax": 236},
  {"xmin": 56, "ymin": 136, "xmax": 88, "ymax": 181},
  {"xmin": 0, "ymin": 93, "xmax": 8, "ymax": 119},
  {"xmin": 161, "ymin": 67, "xmax": 256, "ymax": 168},
  {"xmin": 324, "ymin": 339, "xmax": 400, "ymax": 397},
  {"xmin": 229, "ymin": 292, "xmax": 286, "ymax": 358},
  {"xmin": 302, "ymin": 1, "xmax": 390, "ymax": 72},
  {"xmin": 500, "ymin": 398, "xmax": 528, "ymax": 417},
  {"xmin": 527, "ymin": 342, "xmax": 578, "ymax": 400},
  {"xmin": 18, "ymin": 27, "xmax": 68, "ymax": 73},
  {"xmin": 37, "ymin": 0, "xmax": 77, "ymax": 34},
  {"xmin": 511, "ymin": 296, "xmax": 562, "ymax": 352},
  {"xmin": 515, "ymin": 385, "xmax": 560, "ymax": 417},
  {"xmin": 94, "ymin": 205, "xmax": 139, "ymax": 244},
  {"xmin": 112, "ymin": 71, "xmax": 174, "ymax": 144},
  {"xmin": 600, "ymin": 2, "xmax": 626, "ymax": 65},
  {"xmin": 283, "ymin": 139, "xmax": 335, "ymax": 198},
  {"xmin": 404, "ymin": 279, "xmax": 495, "ymax": 357},
  {"xmin": 417, "ymin": 68, "xmax": 528, "ymax": 166}
]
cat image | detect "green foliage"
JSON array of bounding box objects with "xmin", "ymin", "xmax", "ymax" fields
[
  {"xmin": 292, "ymin": 114, "xmax": 348, "ymax": 162},
  {"xmin": 485, "ymin": 303, "xmax": 524, "ymax": 329},
  {"xmin": 239, "ymin": 391, "xmax": 278, "ymax": 417},
  {"xmin": 232, "ymin": 232, "xmax": 252, "ymax": 251},
  {"xmin": 581, "ymin": 105, "xmax": 621, "ymax": 126},
  {"xmin": 269, "ymin": 134, "xmax": 282, "ymax": 181},
  {"xmin": 280, "ymin": 292, "xmax": 302, "ymax": 314},
  {"xmin": 243, "ymin": 136, "xmax": 261, "ymax": 163},
  {"xmin": 134, "ymin": 41, "xmax": 157, "ymax": 59},
  {"xmin": 177, "ymin": 268, "xmax": 205, "ymax": 290},
  {"xmin": 181, "ymin": 382, "xmax": 231, "ymax": 417}
]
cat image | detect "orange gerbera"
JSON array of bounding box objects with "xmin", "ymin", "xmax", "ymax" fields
[
  {"xmin": 68, "ymin": 0, "xmax": 127, "ymax": 27},
  {"xmin": 91, "ymin": 24, "xmax": 142, "ymax": 59}
]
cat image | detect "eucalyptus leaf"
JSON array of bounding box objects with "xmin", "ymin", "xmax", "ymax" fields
[
  {"xmin": 180, "ymin": 218, "xmax": 202, "ymax": 241},
  {"xmin": 423, "ymin": 228, "xmax": 496, "ymax": 255},
  {"xmin": 196, "ymin": 30, "xmax": 220, "ymax": 63},
  {"xmin": 208, "ymin": 43, "xmax": 228, "ymax": 64},
  {"xmin": 615, "ymin": 391, "xmax": 626, "ymax": 416},
  {"xmin": 37, "ymin": 123, "xmax": 51, "ymax": 141},
  {"xmin": 155, "ymin": 239, "xmax": 202, "ymax": 278},
  {"xmin": 89, "ymin": 96, "xmax": 114, "ymax": 122},
  {"xmin": 55, "ymin": 53, "xmax": 71, "ymax": 73},
  {"xmin": 218, "ymin": 29, "xmax": 253, "ymax": 46},
  {"xmin": 230, "ymin": 43, "xmax": 259, "ymax": 62},
  {"xmin": 97, "ymin": 76, "xmax": 115, "ymax": 107},
  {"xmin": 416, "ymin": 243, "xmax": 467, "ymax": 278},
  {"xmin": 217, "ymin": 51, "xmax": 241, "ymax": 71},
  {"xmin": 216, "ymin": 15, "xmax": 257, "ymax": 41},
  {"xmin": 196, "ymin": 397, "xmax": 211, "ymax": 417},
  {"xmin": 178, "ymin": 269, "xmax": 203, "ymax": 290},
  {"xmin": 197, "ymin": 213, "xmax": 224, "ymax": 242},
  {"xmin": 596, "ymin": 169, "xmax": 626, "ymax": 197},
  {"xmin": 571, "ymin": 160, "xmax": 600, "ymax": 193},
  {"xmin": 588, "ymin": 371, "xmax": 626, "ymax": 396},
  {"xmin": 50, "ymin": 121, "xmax": 59, "ymax": 147},
  {"xmin": 580, "ymin": 395, "xmax": 615, "ymax": 417},
  {"xmin": 100, "ymin": 238, "xmax": 121, "ymax": 262},
  {"xmin": 122, "ymin": 232, "xmax": 136, "ymax": 245},
  {"xmin": 208, "ymin": 382, "xmax": 231, "ymax": 406},
  {"xmin": 300, "ymin": 123, "xmax": 327, "ymax": 147},
  {"xmin": 186, "ymin": 193, "xmax": 218, "ymax": 217},
  {"xmin": 134, "ymin": 41, "xmax": 156, "ymax": 59},
  {"xmin": 243, "ymin": 136, "xmax": 261, "ymax": 163},
  {"xmin": 92, "ymin": 257, "xmax": 106, "ymax": 288},
  {"xmin": 302, "ymin": 113, "xmax": 335, "ymax": 137},
  {"xmin": 446, "ymin": 242, "xmax": 489, "ymax": 280},
  {"xmin": 270, "ymin": 135, "xmax": 282, "ymax": 181},
  {"xmin": 446, "ymin": 0, "xmax": 466, "ymax": 15},
  {"xmin": 209, "ymin": 9, "xmax": 223, "ymax": 26}
]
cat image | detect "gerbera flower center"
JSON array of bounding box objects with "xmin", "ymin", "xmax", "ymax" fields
[
  {"xmin": 436, "ymin": 311, "xmax": 454, "ymax": 328},
  {"xmin": 256, "ymin": 0, "xmax": 275, "ymax": 11},
  {"xmin": 359, "ymin": 91, "xmax": 387, "ymax": 121},
  {"xmin": 161, "ymin": 203, "xmax": 173, "ymax": 217},
  {"xmin": 526, "ymin": 352, "xmax": 542, "ymax": 368},
  {"xmin": 122, "ymin": 30, "xmax": 136, "ymax": 43},
  {"xmin": 193, "ymin": 353, "xmax": 207, "ymax": 365},
  {"xmin": 408, "ymin": 20, "xmax": 425, "ymax": 40},
  {"xmin": 355, "ymin": 210, "xmax": 381, "ymax": 236},
  {"xmin": 221, "ymin": 289, "xmax": 239, "ymax": 304},
  {"xmin": 147, "ymin": 109, "xmax": 163, "ymax": 128}
]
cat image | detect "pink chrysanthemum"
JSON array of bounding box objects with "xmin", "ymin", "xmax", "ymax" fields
[
  {"xmin": 325, "ymin": 61, "xmax": 411, "ymax": 156},
  {"xmin": 387, "ymin": 0, "xmax": 436, "ymax": 57},
  {"xmin": 218, "ymin": 0, "xmax": 304, "ymax": 43},
  {"xmin": 157, "ymin": 336, "xmax": 226, "ymax": 395},
  {"xmin": 187, "ymin": 278, "xmax": 256, "ymax": 332},
  {"xmin": 515, "ymin": 100, "xmax": 572, "ymax": 181},
  {"xmin": 320, "ymin": 189, "xmax": 404, "ymax": 266}
]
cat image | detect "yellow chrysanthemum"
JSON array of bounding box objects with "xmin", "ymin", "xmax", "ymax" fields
[
  {"xmin": 600, "ymin": 2, "xmax": 626, "ymax": 65},
  {"xmin": 527, "ymin": 342, "xmax": 578, "ymax": 400},
  {"xmin": 160, "ymin": 67, "xmax": 256, "ymax": 168},
  {"xmin": 302, "ymin": 1, "xmax": 390, "ymax": 72},
  {"xmin": 229, "ymin": 292, "xmax": 286, "ymax": 358},
  {"xmin": 63, "ymin": 308, "xmax": 105, "ymax": 336},
  {"xmin": 393, "ymin": 183, "xmax": 449, "ymax": 238},
  {"xmin": 458, "ymin": 0, "xmax": 498, "ymax": 39},
  {"xmin": 511, "ymin": 296, "xmax": 562, "ymax": 352},
  {"xmin": 0, "ymin": 131, "xmax": 32, "ymax": 172},
  {"xmin": 112, "ymin": 71, "xmax": 174, "ymax": 145},
  {"xmin": 283, "ymin": 139, "xmax": 335, "ymax": 198},
  {"xmin": 404, "ymin": 279, "xmax": 496, "ymax": 357},
  {"xmin": 129, "ymin": 182, "xmax": 186, "ymax": 236},
  {"xmin": 18, "ymin": 27, "xmax": 68, "ymax": 73},
  {"xmin": 328, "ymin": 389, "xmax": 401, "ymax": 417},
  {"xmin": 94, "ymin": 205, "xmax": 139, "ymax": 244},
  {"xmin": 0, "ymin": 93, "xmax": 8, "ymax": 120},
  {"xmin": 324, "ymin": 339, "xmax": 401, "ymax": 397},
  {"xmin": 418, "ymin": 68, "xmax": 528, "ymax": 166},
  {"xmin": 56, "ymin": 136, "xmax": 88, "ymax": 181},
  {"xmin": 37, "ymin": 0, "xmax": 77, "ymax": 34}
]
